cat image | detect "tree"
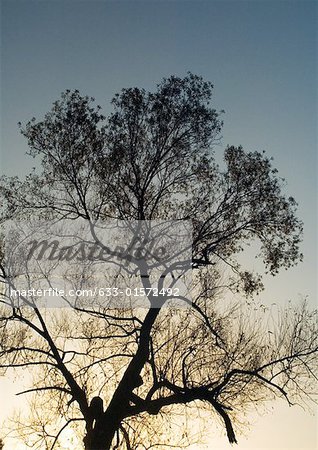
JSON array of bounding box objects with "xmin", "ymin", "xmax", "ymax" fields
[{"xmin": 0, "ymin": 74, "xmax": 317, "ymax": 450}]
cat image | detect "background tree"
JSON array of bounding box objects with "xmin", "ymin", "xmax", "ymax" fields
[{"xmin": 0, "ymin": 74, "xmax": 317, "ymax": 450}]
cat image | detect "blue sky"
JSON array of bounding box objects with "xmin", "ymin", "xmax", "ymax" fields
[
  {"xmin": 1, "ymin": 0, "xmax": 316, "ymax": 304},
  {"xmin": 0, "ymin": 0, "xmax": 317, "ymax": 448}
]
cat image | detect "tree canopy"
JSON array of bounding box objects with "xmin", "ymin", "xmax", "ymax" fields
[{"xmin": 0, "ymin": 74, "xmax": 317, "ymax": 450}]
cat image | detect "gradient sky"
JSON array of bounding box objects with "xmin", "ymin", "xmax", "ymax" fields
[{"xmin": 0, "ymin": 0, "xmax": 317, "ymax": 449}]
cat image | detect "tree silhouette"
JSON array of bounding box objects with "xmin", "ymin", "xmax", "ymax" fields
[{"xmin": 0, "ymin": 74, "xmax": 317, "ymax": 450}]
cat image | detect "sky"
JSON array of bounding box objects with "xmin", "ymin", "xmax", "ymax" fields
[{"xmin": 0, "ymin": 0, "xmax": 317, "ymax": 449}]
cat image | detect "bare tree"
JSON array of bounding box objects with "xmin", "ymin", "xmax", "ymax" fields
[{"xmin": 0, "ymin": 74, "xmax": 317, "ymax": 450}]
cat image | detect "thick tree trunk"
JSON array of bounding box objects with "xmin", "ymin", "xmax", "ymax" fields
[
  {"xmin": 83, "ymin": 307, "xmax": 161, "ymax": 450},
  {"xmin": 84, "ymin": 422, "xmax": 118, "ymax": 450}
]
